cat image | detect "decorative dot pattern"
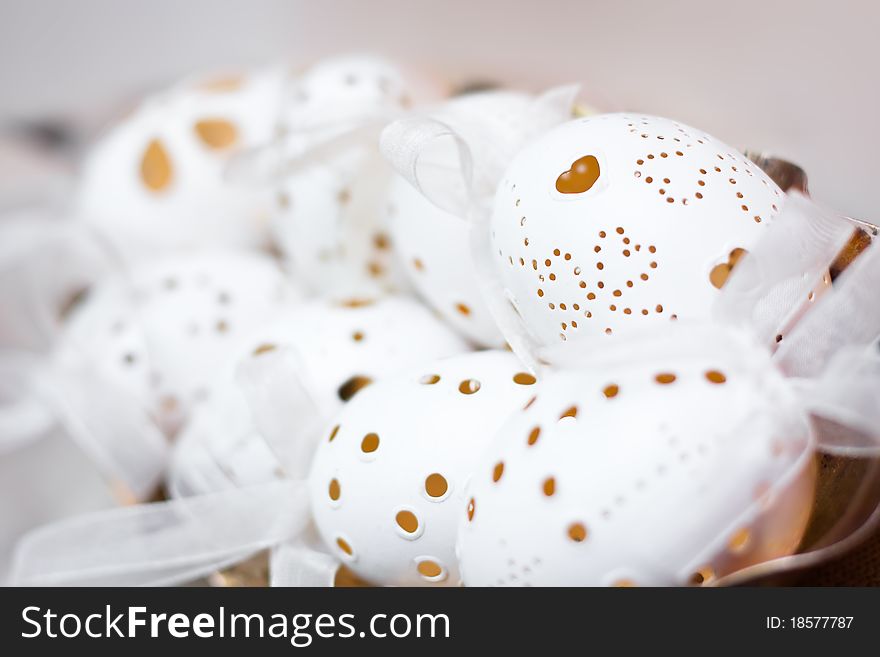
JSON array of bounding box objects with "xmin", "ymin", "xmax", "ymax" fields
[
  {"xmin": 307, "ymin": 350, "xmax": 539, "ymax": 587},
  {"xmin": 457, "ymin": 349, "xmax": 814, "ymax": 587},
  {"xmin": 490, "ymin": 113, "xmax": 784, "ymax": 346}
]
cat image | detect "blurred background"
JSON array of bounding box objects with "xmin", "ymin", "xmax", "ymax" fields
[
  {"xmin": 1, "ymin": 0, "xmax": 877, "ymax": 219},
  {"xmin": 0, "ymin": 0, "xmax": 877, "ymax": 583}
]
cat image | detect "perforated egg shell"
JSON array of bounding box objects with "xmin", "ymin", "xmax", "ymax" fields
[
  {"xmin": 168, "ymin": 296, "xmax": 469, "ymax": 497},
  {"xmin": 280, "ymin": 55, "xmax": 419, "ymax": 130},
  {"xmin": 457, "ymin": 338, "xmax": 815, "ymax": 587},
  {"xmin": 490, "ymin": 114, "xmax": 785, "ymax": 345},
  {"xmin": 271, "ymin": 56, "xmax": 438, "ymax": 296},
  {"xmin": 77, "ymin": 69, "xmax": 284, "ymax": 261},
  {"xmin": 387, "ymin": 174, "xmax": 503, "ymax": 346},
  {"xmin": 53, "ymin": 251, "xmax": 296, "ymax": 437},
  {"xmin": 308, "ymin": 350, "xmax": 540, "ymax": 586}
]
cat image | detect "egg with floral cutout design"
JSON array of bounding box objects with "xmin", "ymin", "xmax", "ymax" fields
[
  {"xmin": 168, "ymin": 295, "xmax": 470, "ymax": 498},
  {"xmin": 308, "ymin": 350, "xmax": 539, "ymax": 586},
  {"xmin": 53, "ymin": 251, "xmax": 297, "ymax": 438},
  {"xmin": 271, "ymin": 56, "xmax": 445, "ymax": 298},
  {"xmin": 490, "ymin": 114, "xmax": 786, "ymax": 345},
  {"xmin": 457, "ymin": 331, "xmax": 815, "ymax": 586},
  {"xmin": 77, "ymin": 69, "xmax": 285, "ymax": 261}
]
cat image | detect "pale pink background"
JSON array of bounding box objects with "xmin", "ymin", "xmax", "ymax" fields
[{"xmin": 1, "ymin": 0, "xmax": 877, "ymax": 220}]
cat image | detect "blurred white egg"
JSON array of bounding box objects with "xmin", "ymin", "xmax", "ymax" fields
[
  {"xmin": 458, "ymin": 333, "xmax": 815, "ymax": 586},
  {"xmin": 490, "ymin": 114, "xmax": 786, "ymax": 346},
  {"xmin": 53, "ymin": 250, "xmax": 296, "ymax": 436},
  {"xmin": 308, "ymin": 350, "xmax": 540, "ymax": 586},
  {"xmin": 271, "ymin": 55, "xmax": 446, "ymax": 297},
  {"xmin": 168, "ymin": 295, "xmax": 470, "ymax": 497},
  {"xmin": 77, "ymin": 69, "xmax": 285, "ymax": 260}
]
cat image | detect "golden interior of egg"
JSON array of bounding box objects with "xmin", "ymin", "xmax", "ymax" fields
[
  {"xmin": 555, "ymin": 155, "xmax": 601, "ymax": 194},
  {"xmin": 696, "ymin": 455, "xmax": 817, "ymax": 586}
]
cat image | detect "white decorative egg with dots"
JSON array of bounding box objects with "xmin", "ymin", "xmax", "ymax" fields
[
  {"xmin": 387, "ymin": 89, "xmax": 576, "ymax": 348},
  {"xmin": 457, "ymin": 336, "xmax": 816, "ymax": 586},
  {"xmin": 490, "ymin": 114, "xmax": 785, "ymax": 345},
  {"xmin": 308, "ymin": 350, "xmax": 540, "ymax": 586},
  {"xmin": 280, "ymin": 55, "xmax": 419, "ymax": 129},
  {"xmin": 271, "ymin": 56, "xmax": 443, "ymax": 297},
  {"xmin": 77, "ymin": 69, "xmax": 285, "ymax": 261},
  {"xmin": 53, "ymin": 251, "xmax": 296, "ymax": 437},
  {"xmin": 168, "ymin": 295, "xmax": 470, "ymax": 497},
  {"xmin": 387, "ymin": 173, "xmax": 504, "ymax": 347}
]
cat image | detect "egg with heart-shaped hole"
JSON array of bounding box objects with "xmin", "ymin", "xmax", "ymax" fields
[
  {"xmin": 270, "ymin": 56, "xmax": 446, "ymax": 297},
  {"xmin": 490, "ymin": 114, "xmax": 786, "ymax": 345},
  {"xmin": 457, "ymin": 331, "xmax": 816, "ymax": 586},
  {"xmin": 53, "ymin": 250, "xmax": 297, "ymax": 438},
  {"xmin": 168, "ymin": 295, "xmax": 470, "ymax": 498},
  {"xmin": 308, "ymin": 350, "xmax": 540, "ymax": 586},
  {"xmin": 77, "ymin": 69, "xmax": 285, "ymax": 261}
]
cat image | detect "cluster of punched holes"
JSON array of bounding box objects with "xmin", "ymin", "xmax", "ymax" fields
[
  {"xmin": 467, "ymin": 367, "xmax": 764, "ymax": 586},
  {"xmin": 326, "ymin": 369, "xmax": 537, "ymax": 583},
  {"xmin": 626, "ymin": 117, "xmax": 782, "ymax": 223}
]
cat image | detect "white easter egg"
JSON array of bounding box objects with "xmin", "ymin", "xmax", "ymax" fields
[
  {"xmin": 77, "ymin": 69, "xmax": 285, "ymax": 261},
  {"xmin": 490, "ymin": 114, "xmax": 785, "ymax": 345},
  {"xmin": 387, "ymin": 174, "xmax": 503, "ymax": 346},
  {"xmin": 54, "ymin": 251, "xmax": 296, "ymax": 436},
  {"xmin": 281, "ymin": 55, "xmax": 415, "ymax": 129},
  {"xmin": 168, "ymin": 295, "xmax": 470, "ymax": 497},
  {"xmin": 457, "ymin": 336, "xmax": 815, "ymax": 586},
  {"xmin": 271, "ymin": 56, "xmax": 442, "ymax": 296},
  {"xmin": 308, "ymin": 350, "xmax": 540, "ymax": 586},
  {"xmin": 386, "ymin": 90, "xmax": 550, "ymax": 348}
]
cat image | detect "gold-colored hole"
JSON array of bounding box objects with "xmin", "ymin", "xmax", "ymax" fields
[
  {"xmin": 603, "ymin": 384, "xmax": 619, "ymax": 398},
  {"xmin": 361, "ymin": 433, "xmax": 380, "ymax": 453},
  {"xmin": 513, "ymin": 372, "xmax": 537, "ymax": 385},
  {"xmin": 140, "ymin": 139, "xmax": 172, "ymax": 191},
  {"xmin": 417, "ymin": 560, "xmax": 443, "ymax": 579},
  {"xmin": 328, "ymin": 425, "xmax": 340, "ymax": 442},
  {"xmin": 328, "ymin": 478, "xmax": 341, "ymax": 501},
  {"xmin": 425, "ymin": 473, "xmax": 448, "ymax": 498},
  {"xmin": 527, "ymin": 426, "xmax": 541, "ymax": 446},
  {"xmin": 467, "ymin": 498, "xmax": 475, "ymax": 521},
  {"xmin": 338, "ymin": 375, "xmax": 373, "ymax": 401},
  {"xmin": 194, "ymin": 118, "xmax": 238, "ymax": 149},
  {"xmin": 556, "ymin": 155, "xmax": 601, "ymax": 194},
  {"xmin": 568, "ymin": 522, "xmax": 588, "ymax": 542},
  {"xmin": 396, "ymin": 510, "xmax": 419, "ymax": 533},
  {"xmin": 655, "ymin": 373, "xmax": 676, "ymax": 384},
  {"xmin": 492, "ymin": 462, "xmax": 505, "ymax": 483},
  {"xmin": 728, "ymin": 527, "xmax": 751, "ymax": 552},
  {"xmin": 690, "ymin": 565, "xmax": 715, "ymax": 585},
  {"xmin": 336, "ymin": 537, "xmax": 353, "ymax": 556},
  {"xmin": 252, "ymin": 343, "xmax": 277, "ymax": 356},
  {"xmin": 542, "ymin": 477, "xmax": 556, "ymax": 497},
  {"xmin": 459, "ymin": 379, "xmax": 481, "ymax": 395},
  {"xmin": 420, "ymin": 374, "xmax": 441, "ymax": 385},
  {"xmin": 705, "ymin": 370, "xmax": 727, "ymax": 384},
  {"xmin": 559, "ymin": 406, "xmax": 578, "ymax": 419}
]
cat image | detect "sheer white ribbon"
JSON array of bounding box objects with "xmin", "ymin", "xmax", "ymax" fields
[
  {"xmin": 9, "ymin": 91, "xmax": 880, "ymax": 587},
  {"xmin": 11, "ymin": 481, "xmax": 307, "ymax": 586},
  {"xmin": 380, "ymin": 87, "xmax": 580, "ymax": 369},
  {"xmin": 0, "ymin": 209, "xmax": 175, "ymax": 497}
]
